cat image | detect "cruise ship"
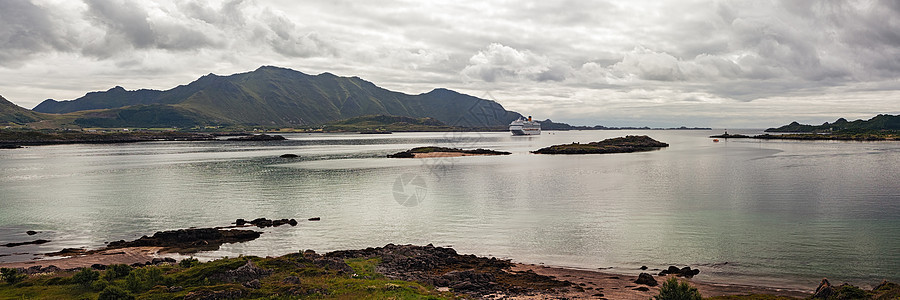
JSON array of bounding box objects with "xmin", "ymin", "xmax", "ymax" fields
[{"xmin": 509, "ymin": 116, "xmax": 541, "ymax": 135}]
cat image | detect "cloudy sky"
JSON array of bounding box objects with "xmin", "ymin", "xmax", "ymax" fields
[{"xmin": 2, "ymin": 0, "xmax": 899, "ymax": 127}]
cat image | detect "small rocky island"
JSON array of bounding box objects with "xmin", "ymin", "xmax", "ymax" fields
[
  {"xmin": 709, "ymin": 132, "xmax": 751, "ymax": 139},
  {"xmin": 388, "ymin": 146, "xmax": 511, "ymax": 158},
  {"xmin": 226, "ymin": 134, "xmax": 286, "ymax": 141},
  {"xmin": 532, "ymin": 135, "xmax": 669, "ymax": 154}
]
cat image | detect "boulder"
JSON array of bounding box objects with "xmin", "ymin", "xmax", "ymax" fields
[
  {"xmin": 243, "ymin": 279, "xmax": 261, "ymax": 289},
  {"xmin": 813, "ymin": 278, "xmax": 835, "ymax": 299},
  {"xmin": 280, "ymin": 154, "xmax": 299, "ymax": 158},
  {"xmin": 658, "ymin": 265, "xmax": 700, "ymax": 278},
  {"xmin": 282, "ymin": 276, "xmax": 301, "ymax": 284},
  {"xmin": 634, "ymin": 272, "xmax": 658, "ymax": 286},
  {"xmin": 211, "ymin": 260, "xmax": 271, "ymax": 283}
]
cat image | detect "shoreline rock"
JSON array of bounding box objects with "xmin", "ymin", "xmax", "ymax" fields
[
  {"xmin": 102, "ymin": 228, "xmax": 261, "ymax": 255},
  {"xmin": 233, "ymin": 218, "xmax": 298, "ymax": 228},
  {"xmin": 658, "ymin": 265, "xmax": 700, "ymax": 278},
  {"xmin": 635, "ymin": 272, "xmax": 658, "ymax": 286},
  {"xmin": 2, "ymin": 239, "xmax": 51, "ymax": 247}
]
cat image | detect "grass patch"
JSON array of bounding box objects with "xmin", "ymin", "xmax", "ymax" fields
[
  {"xmin": 0, "ymin": 254, "xmax": 453, "ymax": 299},
  {"xmin": 706, "ymin": 295, "xmax": 803, "ymax": 300}
]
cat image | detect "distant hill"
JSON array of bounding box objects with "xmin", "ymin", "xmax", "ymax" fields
[
  {"xmin": 539, "ymin": 119, "xmax": 603, "ymax": 130},
  {"xmin": 766, "ymin": 114, "xmax": 900, "ymax": 132},
  {"xmin": 323, "ymin": 115, "xmax": 460, "ymax": 132},
  {"xmin": 0, "ymin": 94, "xmax": 44, "ymax": 125},
  {"xmin": 34, "ymin": 66, "xmax": 522, "ymax": 128}
]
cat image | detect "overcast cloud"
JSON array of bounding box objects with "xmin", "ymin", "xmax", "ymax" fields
[{"xmin": 1, "ymin": 0, "xmax": 898, "ymax": 127}]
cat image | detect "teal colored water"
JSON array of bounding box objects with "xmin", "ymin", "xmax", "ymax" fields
[{"xmin": 1, "ymin": 130, "xmax": 898, "ymax": 289}]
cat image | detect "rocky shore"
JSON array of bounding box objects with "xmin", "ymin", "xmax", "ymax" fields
[{"xmin": 2, "ymin": 223, "xmax": 896, "ymax": 299}]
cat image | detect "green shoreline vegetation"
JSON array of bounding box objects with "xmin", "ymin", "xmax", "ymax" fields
[
  {"xmin": 2, "ymin": 249, "xmax": 898, "ymax": 299},
  {"xmin": 0, "ymin": 254, "xmax": 448, "ymax": 299}
]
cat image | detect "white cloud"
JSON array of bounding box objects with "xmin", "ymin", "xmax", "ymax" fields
[{"xmin": 461, "ymin": 43, "xmax": 569, "ymax": 82}]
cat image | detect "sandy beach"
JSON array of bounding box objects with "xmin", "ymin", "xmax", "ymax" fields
[
  {"xmin": 0, "ymin": 247, "xmax": 165, "ymax": 270},
  {"xmin": 509, "ymin": 263, "xmax": 812, "ymax": 299}
]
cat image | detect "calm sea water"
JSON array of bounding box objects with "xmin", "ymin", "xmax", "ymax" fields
[{"xmin": 1, "ymin": 130, "xmax": 898, "ymax": 289}]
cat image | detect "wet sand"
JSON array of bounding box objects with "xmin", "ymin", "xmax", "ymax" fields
[{"xmin": 0, "ymin": 247, "xmax": 166, "ymax": 270}]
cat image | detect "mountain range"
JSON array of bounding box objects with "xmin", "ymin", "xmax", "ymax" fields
[
  {"xmin": 765, "ymin": 114, "xmax": 900, "ymax": 132},
  {"xmin": 27, "ymin": 66, "xmax": 522, "ymax": 128}
]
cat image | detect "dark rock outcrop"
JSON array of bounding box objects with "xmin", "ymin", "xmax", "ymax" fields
[
  {"xmin": 105, "ymin": 228, "xmax": 261, "ymax": 254},
  {"xmin": 813, "ymin": 278, "xmax": 836, "ymax": 299},
  {"xmin": 2, "ymin": 239, "xmax": 50, "ymax": 247},
  {"xmin": 635, "ymin": 272, "xmax": 658, "ymax": 286},
  {"xmin": 282, "ymin": 276, "xmax": 301, "ymax": 285},
  {"xmin": 658, "ymin": 266, "xmax": 700, "ymax": 278},
  {"xmin": 211, "ymin": 260, "xmax": 272, "ymax": 283},
  {"xmin": 280, "ymin": 153, "xmax": 299, "ymax": 158},
  {"xmin": 233, "ymin": 218, "xmax": 298, "ymax": 228},
  {"xmin": 243, "ymin": 279, "xmax": 262, "ymax": 289},
  {"xmin": 325, "ymin": 243, "xmax": 571, "ymax": 297}
]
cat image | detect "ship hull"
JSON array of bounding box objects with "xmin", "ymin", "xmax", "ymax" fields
[{"xmin": 511, "ymin": 129, "xmax": 540, "ymax": 135}]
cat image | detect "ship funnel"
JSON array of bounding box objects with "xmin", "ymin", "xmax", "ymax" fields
[{"xmin": 528, "ymin": 116, "xmax": 532, "ymax": 122}]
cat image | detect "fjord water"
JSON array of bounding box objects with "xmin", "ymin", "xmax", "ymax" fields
[{"xmin": 1, "ymin": 130, "xmax": 898, "ymax": 289}]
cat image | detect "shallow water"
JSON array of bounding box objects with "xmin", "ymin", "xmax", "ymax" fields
[{"xmin": 1, "ymin": 130, "xmax": 898, "ymax": 289}]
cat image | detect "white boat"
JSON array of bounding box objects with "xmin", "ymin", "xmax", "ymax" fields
[{"xmin": 509, "ymin": 116, "xmax": 541, "ymax": 135}]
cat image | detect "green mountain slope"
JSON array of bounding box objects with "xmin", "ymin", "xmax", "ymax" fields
[
  {"xmin": 34, "ymin": 66, "xmax": 522, "ymax": 127},
  {"xmin": 766, "ymin": 114, "xmax": 900, "ymax": 132},
  {"xmin": 0, "ymin": 94, "xmax": 44, "ymax": 125},
  {"xmin": 323, "ymin": 114, "xmax": 456, "ymax": 132}
]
